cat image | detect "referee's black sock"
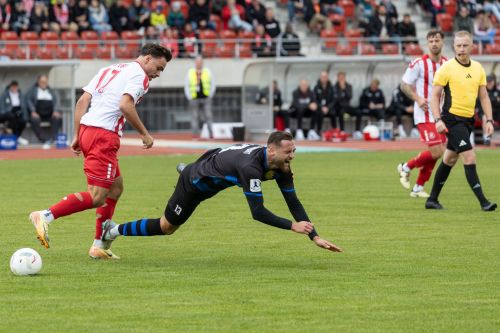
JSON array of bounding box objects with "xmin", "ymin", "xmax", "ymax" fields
[
  {"xmin": 118, "ymin": 218, "xmax": 164, "ymax": 236},
  {"xmin": 464, "ymin": 164, "xmax": 488, "ymax": 206},
  {"xmin": 429, "ymin": 162, "xmax": 453, "ymax": 200}
]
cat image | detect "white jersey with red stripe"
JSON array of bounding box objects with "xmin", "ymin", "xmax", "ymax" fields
[
  {"xmin": 402, "ymin": 54, "xmax": 448, "ymax": 124},
  {"xmin": 80, "ymin": 61, "xmax": 149, "ymax": 137}
]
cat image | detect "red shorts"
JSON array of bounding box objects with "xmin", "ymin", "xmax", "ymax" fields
[
  {"xmin": 79, "ymin": 125, "xmax": 121, "ymax": 189},
  {"xmin": 417, "ymin": 122, "xmax": 447, "ymax": 147}
]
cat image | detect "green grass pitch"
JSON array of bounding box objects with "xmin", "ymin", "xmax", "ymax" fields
[{"xmin": 1, "ymin": 150, "xmax": 499, "ymax": 332}]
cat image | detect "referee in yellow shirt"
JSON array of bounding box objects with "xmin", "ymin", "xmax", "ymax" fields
[{"xmin": 426, "ymin": 31, "xmax": 496, "ymax": 211}]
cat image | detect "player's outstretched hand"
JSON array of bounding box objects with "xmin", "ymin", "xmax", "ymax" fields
[
  {"xmin": 70, "ymin": 136, "xmax": 81, "ymax": 156},
  {"xmin": 142, "ymin": 133, "xmax": 154, "ymax": 149},
  {"xmin": 313, "ymin": 236, "xmax": 343, "ymax": 252},
  {"xmin": 291, "ymin": 221, "xmax": 314, "ymax": 235}
]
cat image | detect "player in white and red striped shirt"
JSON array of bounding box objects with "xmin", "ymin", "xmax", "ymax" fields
[
  {"xmin": 29, "ymin": 44, "xmax": 172, "ymax": 259},
  {"xmin": 397, "ymin": 30, "xmax": 448, "ymax": 198}
]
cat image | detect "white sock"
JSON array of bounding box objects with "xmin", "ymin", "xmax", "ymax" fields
[
  {"xmin": 93, "ymin": 239, "xmax": 105, "ymax": 248},
  {"xmin": 110, "ymin": 225, "xmax": 121, "ymax": 238},
  {"xmin": 42, "ymin": 209, "xmax": 55, "ymax": 224},
  {"xmin": 413, "ymin": 184, "xmax": 423, "ymax": 192},
  {"xmin": 402, "ymin": 163, "xmax": 411, "ymax": 173}
]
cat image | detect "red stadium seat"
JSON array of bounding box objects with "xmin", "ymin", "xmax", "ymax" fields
[
  {"xmin": 238, "ymin": 44, "xmax": 253, "ymax": 58},
  {"xmin": 220, "ymin": 30, "xmax": 237, "ymax": 50},
  {"xmin": 81, "ymin": 30, "xmax": 100, "ymax": 49},
  {"xmin": 344, "ymin": 28, "xmax": 363, "ymax": 48},
  {"xmin": 100, "ymin": 31, "xmax": 120, "ymax": 47},
  {"xmin": 215, "ymin": 45, "xmax": 234, "ymax": 58},
  {"xmin": 179, "ymin": 1, "xmax": 189, "ymax": 18},
  {"xmin": 360, "ymin": 43, "xmax": 376, "ymax": 55},
  {"xmin": 444, "ymin": 0, "xmax": 457, "ymax": 16},
  {"xmin": 199, "ymin": 30, "xmax": 217, "ymax": 57},
  {"xmin": 210, "ymin": 14, "xmax": 222, "ymax": 32},
  {"xmin": 1, "ymin": 31, "xmax": 19, "ymax": 50},
  {"xmin": 34, "ymin": 47, "xmax": 54, "ymax": 60},
  {"xmin": 121, "ymin": 31, "xmax": 142, "ymax": 50},
  {"xmin": 484, "ymin": 43, "xmax": 500, "ymax": 54},
  {"xmin": 336, "ymin": 44, "xmax": 354, "ymax": 55},
  {"xmin": 0, "ymin": 48, "xmax": 14, "ymax": 59},
  {"xmin": 61, "ymin": 31, "xmax": 80, "ymax": 50},
  {"xmin": 320, "ymin": 29, "xmax": 337, "ymax": 49},
  {"xmin": 471, "ymin": 43, "xmax": 480, "ymax": 55},
  {"xmin": 115, "ymin": 46, "xmax": 136, "ymax": 59},
  {"xmin": 96, "ymin": 46, "xmax": 112, "ymax": 59},
  {"xmin": 382, "ymin": 43, "xmax": 399, "ymax": 55},
  {"xmin": 339, "ymin": 0, "xmax": 355, "ymax": 18},
  {"xmin": 20, "ymin": 31, "xmax": 39, "ymax": 51},
  {"xmin": 405, "ymin": 43, "xmax": 424, "ymax": 56},
  {"xmin": 238, "ymin": 31, "xmax": 255, "ymax": 48},
  {"xmin": 40, "ymin": 31, "xmax": 60, "ymax": 49},
  {"xmin": 55, "ymin": 46, "xmax": 71, "ymax": 59},
  {"xmin": 73, "ymin": 47, "xmax": 95, "ymax": 59},
  {"xmin": 329, "ymin": 14, "xmax": 346, "ymax": 33},
  {"xmin": 436, "ymin": 13, "xmax": 453, "ymax": 33},
  {"xmin": 14, "ymin": 47, "xmax": 31, "ymax": 60}
]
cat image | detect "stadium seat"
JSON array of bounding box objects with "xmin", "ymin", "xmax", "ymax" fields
[
  {"xmin": 81, "ymin": 30, "xmax": 100, "ymax": 50},
  {"xmin": 220, "ymin": 30, "xmax": 237, "ymax": 50},
  {"xmin": 1, "ymin": 31, "xmax": 18, "ymax": 50},
  {"xmin": 360, "ymin": 43, "xmax": 376, "ymax": 55},
  {"xmin": 471, "ymin": 43, "xmax": 480, "ymax": 55},
  {"xmin": 339, "ymin": 0, "xmax": 355, "ymax": 18},
  {"xmin": 55, "ymin": 46, "xmax": 71, "ymax": 59},
  {"xmin": 14, "ymin": 47, "xmax": 31, "ymax": 60},
  {"xmin": 405, "ymin": 43, "xmax": 424, "ymax": 56},
  {"xmin": 335, "ymin": 44, "xmax": 354, "ymax": 56},
  {"xmin": 238, "ymin": 31, "xmax": 255, "ymax": 48},
  {"xmin": 40, "ymin": 31, "xmax": 60, "ymax": 49},
  {"xmin": 121, "ymin": 31, "xmax": 142, "ymax": 50},
  {"xmin": 344, "ymin": 29, "xmax": 363, "ymax": 48},
  {"xmin": 436, "ymin": 13, "xmax": 453, "ymax": 33},
  {"xmin": 199, "ymin": 30, "xmax": 217, "ymax": 57},
  {"xmin": 73, "ymin": 47, "xmax": 95, "ymax": 59},
  {"xmin": 61, "ymin": 31, "xmax": 80, "ymax": 50},
  {"xmin": 96, "ymin": 46, "xmax": 112, "ymax": 59},
  {"xmin": 20, "ymin": 31, "xmax": 39, "ymax": 51},
  {"xmin": 382, "ymin": 43, "xmax": 399, "ymax": 55},
  {"xmin": 101, "ymin": 31, "xmax": 120, "ymax": 47},
  {"xmin": 329, "ymin": 14, "xmax": 346, "ymax": 33},
  {"xmin": 34, "ymin": 47, "xmax": 54, "ymax": 60},
  {"xmin": 115, "ymin": 46, "xmax": 136, "ymax": 59},
  {"xmin": 238, "ymin": 44, "xmax": 253, "ymax": 58},
  {"xmin": 179, "ymin": 1, "xmax": 189, "ymax": 17},
  {"xmin": 444, "ymin": 0, "xmax": 457, "ymax": 16},
  {"xmin": 210, "ymin": 14, "xmax": 222, "ymax": 32},
  {"xmin": 0, "ymin": 48, "xmax": 14, "ymax": 59},
  {"xmin": 320, "ymin": 29, "xmax": 337, "ymax": 50},
  {"xmin": 484, "ymin": 43, "xmax": 500, "ymax": 54},
  {"xmin": 215, "ymin": 45, "xmax": 234, "ymax": 58}
]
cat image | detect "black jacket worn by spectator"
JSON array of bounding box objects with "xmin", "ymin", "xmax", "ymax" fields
[
  {"xmin": 313, "ymin": 79, "xmax": 335, "ymax": 111},
  {"xmin": 290, "ymin": 88, "xmax": 316, "ymax": 113},
  {"xmin": 359, "ymin": 87, "xmax": 385, "ymax": 110},
  {"xmin": 109, "ymin": 2, "xmax": 130, "ymax": 33},
  {"xmin": 188, "ymin": 2, "xmax": 211, "ymax": 27},
  {"xmin": 367, "ymin": 14, "xmax": 397, "ymax": 37},
  {"xmin": 246, "ymin": 2, "xmax": 266, "ymax": 25},
  {"xmin": 398, "ymin": 21, "xmax": 416, "ymax": 38},
  {"xmin": 333, "ymin": 81, "xmax": 353, "ymax": 109},
  {"xmin": 263, "ymin": 17, "xmax": 281, "ymax": 38},
  {"xmin": 388, "ymin": 87, "xmax": 413, "ymax": 126},
  {"xmin": 281, "ymin": 31, "xmax": 301, "ymax": 56}
]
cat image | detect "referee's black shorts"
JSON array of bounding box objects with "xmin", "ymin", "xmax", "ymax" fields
[
  {"xmin": 443, "ymin": 113, "xmax": 474, "ymax": 153},
  {"xmin": 164, "ymin": 164, "xmax": 215, "ymax": 226}
]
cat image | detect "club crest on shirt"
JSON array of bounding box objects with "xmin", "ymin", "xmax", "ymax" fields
[
  {"xmin": 250, "ymin": 179, "xmax": 262, "ymax": 192},
  {"xmin": 429, "ymin": 131, "xmax": 436, "ymax": 139}
]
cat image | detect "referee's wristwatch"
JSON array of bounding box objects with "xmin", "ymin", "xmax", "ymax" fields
[
  {"xmin": 486, "ymin": 119, "xmax": 494, "ymax": 124},
  {"xmin": 435, "ymin": 117, "xmax": 442, "ymax": 123}
]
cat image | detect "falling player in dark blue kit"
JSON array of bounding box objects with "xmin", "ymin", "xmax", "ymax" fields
[{"xmin": 102, "ymin": 131, "xmax": 342, "ymax": 252}]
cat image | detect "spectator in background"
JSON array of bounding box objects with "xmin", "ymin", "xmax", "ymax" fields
[
  {"xmin": 357, "ymin": 79, "xmax": 385, "ymax": 135},
  {"xmin": 161, "ymin": 27, "xmax": 179, "ymax": 58},
  {"xmin": 70, "ymin": 0, "xmax": 91, "ymax": 33},
  {"xmin": 305, "ymin": 0, "xmax": 333, "ymax": 34},
  {"xmin": 288, "ymin": 0, "xmax": 306, "ymax": 23},
  {"xmin": 458, "ymin": 0, "xmax": 477, "ymax": 17},
  {"xmin": 184, "ymin": 56, "xmax": 215, "ymax": 139},
  {"xmin": 128, "ymin": 0, "xmax": 150, "ymax": 34},
  {"xmin": 211, "ymin": 0, "xmax": 225, "ymax": 17},
  {"xmin": 280, "ymin": 22, "xmax": 302, "ymax": 56},
  {"xmin": 150, "ymin": 2, "xmax": 167, "ymax": 33},
  {"xmin": 188, "ymin": 0, "xmax": 215, "ymax": 31},
  {"xmin": 332, "ymin": 71, "xmax": 353, "ymax": 133},
  {"xmin": 50, "ymin": 0, "xmax": 71, "ymax": 33},
  {"xmin": 222, "ymin": 0, "xmax": 253, "ymax": 32},
  {"xmin": 366, "ymin": 5, "xmax": 398, "ymax": 45},
  {"xmin": 25, "ymin": 75, "xmax": 62, "ymax": 149},
  {"xmin": 313, "ymin": 71, "xmax": 335, "ymax": 135},
  {"xmin": 0, "ymin": 81, "xmax": 29, "ymax": 145},
  {"xmin": 263, "ymin": 7, "xmax": 281, "ymax": 39},
  {"xmin": 168, "ymin": 1, "xmax": 186, "ymax": 31},
  {"xmin": 321, "ymin": 0, "xmax": 345, "ymax": 16},
  {"xmin": 473, "ymin": 10, "xmax": 496, "ymax": 45},
  {"xmin": 109, "ymin": 0, "xmax": 130, "ymax": 34},
  {"xmin": 386, "ymin": 86, "xmax": 415, "ymax": 138},
  {"xmin": 246, "ymin": 0, "xmax": 266, "ymax": 27},
  {"xmin": 454, "ymin": 6, "xmax": 473, "ymax": 33},
  {"xmin": 482, "ymin": 0, "xmax": 500, "ymax": 22},
  {"xmin": 88, "ymin": 0, "xmax": 112, "ymax": 33},
  {"xmin": 398, "ymin": 13, "xmax": 418, "ymax": 44},
  {"xmin": 29, "ymin": 1, "xmax": 50, "ymax": 33},
  {"xmin": 0, "ymin": 0, "xmax": 11, "ymax": 32},
  {"xmin": 179, "ymin": 22, "xmax": 198, "ymax": 58},
  {"xmin": 145, "ymin": 25, "xmax": 160, "ymax": 41},
  {"xmin": 477, "ymin": 75, "xmax": 500, "ymax": 145},
  {"xmin": 256, "ymin": 80, "xmax": 290, "ymax": 131},
  {"xmin": 252, "ymin": 24, "xmax": 273, "ymax": 57},
  {"xmin": 10, "ymin": 2, "xmax": 30, "ymax": 35},
  {"xmin": 289, "ymin": 79, "xmax": 321, "ymax": 141},
  {"xmin": 427, "ymin": 0, "xmax": 444, "ymax": 27},
  {"xmin": 381, "ymin": 0, "xmax": 398, "ymax": 23}
]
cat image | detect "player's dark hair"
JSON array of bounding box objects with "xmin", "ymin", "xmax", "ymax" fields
[
  {"xmin": 426, "ymin": 29, "xmax": 444, "ymax": 40},
  {"xmin": 267, "ymin": 131, "xmax": 294, "ymax": 146},
  {"xmin": 140, "ymin": 43, "xmax": 173, "ymax": 62}
]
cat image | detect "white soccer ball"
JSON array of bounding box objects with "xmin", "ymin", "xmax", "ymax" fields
[
  {"xmin": 362, "ymin": 124, "xmax": 380, "ymax": 140},
  {"xmin": 10, "ymin": 248, "xmax": 42, "ymax": 276}
]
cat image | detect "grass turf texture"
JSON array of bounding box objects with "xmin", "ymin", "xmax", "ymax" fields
[{"xmin": 1, "ymin": 150, "xmax": 499, "ymax": 333}]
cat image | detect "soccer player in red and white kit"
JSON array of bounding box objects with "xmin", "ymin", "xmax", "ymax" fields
[
  {"xmin": 397, "ymin": 30, "xmax": 447, "ymax": 198},
  {"xmin": 29, "ymin": 44, "xmax": 172, "ymax": 259}
]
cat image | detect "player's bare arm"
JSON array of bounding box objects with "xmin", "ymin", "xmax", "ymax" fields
[
  {"xmin": 430, "ymin": 85, "xmax": 446, "ymax": 133},
  {"xmin": 400, "ymin": 81, "xmax": 428, "ymax": 111},
  {"xmin": 71, "ymin": 92, "xmax": 92, "ymax": 155},
  {"xmin": 478, "ymin": 85, "xmax": 495, "ymax": 137},
  {"xmin": 119, "ymin": 94, "xmax": 153, "ymax": 149}
]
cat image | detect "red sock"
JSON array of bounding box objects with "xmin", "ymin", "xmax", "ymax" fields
[
  {"xmin": 407, "ymin": 150, "xmax": 434, "ymax": 169},
  {"xmin": 50, "ymin": 192, "xmax": 93, "ymax": 219},
  {"xmin": 416, "ymin": 158, "xmax": 437, "ymax": 186},
  {"xmin": 95, "ymin": 198, "xmax": 118, "ymax": 239}
]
